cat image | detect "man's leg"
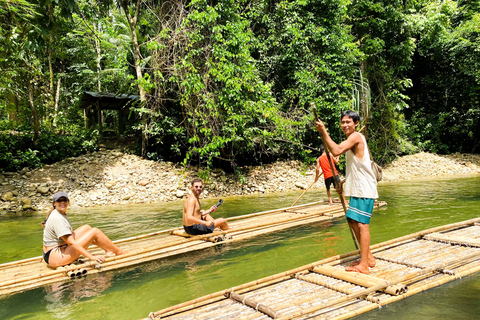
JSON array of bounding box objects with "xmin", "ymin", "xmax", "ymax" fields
[
  {"xmin": 346, "ymin": 221, "xmax": 375, "ymax": 273},
  {"xmin": 326, "ymin": 189, "xmax": 333, "ymax": 205},
  {"xmin": 205, "ymin": 213, "xmax": 230, "ymax": 230},
  {"xmin": 213, "ymin": 218, "xmax": 230, "ymax": 230}
]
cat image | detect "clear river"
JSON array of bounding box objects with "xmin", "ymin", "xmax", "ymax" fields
[{"xmin": 1, "ymin": 176, "xmax": 479, "ymax": 320}]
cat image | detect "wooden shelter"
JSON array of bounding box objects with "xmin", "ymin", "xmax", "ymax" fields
[
  {"xmin": 145, "ymin": 217, "xmax": 480, "ymax": 320},
  {"xmin": 0, "ymin": 201, "xmax": 386, "ymax": 298},
  {"xmin": 78, "ymin": 91, "xmax": 139, "ymax": 136}
]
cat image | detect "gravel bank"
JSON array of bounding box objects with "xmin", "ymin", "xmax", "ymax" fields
[{"xmin": 1, "ymin": 151, "xmax": 479, "ymax": 215}]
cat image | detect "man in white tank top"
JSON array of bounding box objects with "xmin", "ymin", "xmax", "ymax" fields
[{"xmin": 315, "ymin": 110, "xmax": 378, "ymax": 274}]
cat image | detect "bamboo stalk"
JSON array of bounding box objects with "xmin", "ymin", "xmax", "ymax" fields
[
  {"xmin": 147, "ymin": 218, "xmax": 480, "ymax": 319},
  {"xmin": 423, "ymin": 233, "xmax": 480, "ymax": 247},
  {"xmin": 276, "ymin": 281, "xmax": 388, "ymax": 320},
  {"xmin": 227, "ymin": 292, "xmax": 279, "ymax": 319},
  {"xmin": 147, "ymin": 250, "xmax": 365, "ymax": 319},
  {"xmin": 153, "ymin": 276, "xmax": 293, "ymax": 320},
  {"xmin": 291, "ymin": 179, "xmax": 318, "ymax": 207},
  {"xmin": 330, "ymin": 261, "xmax": 480, "ymax": 320},
  {"xmin": 225, "ymin": 201, "xmax": 327, "ymax": 222},
  {"xmin": 0, "ymin": 204, "xmax": 346, "ymax": 294},
  {"xmin": 312, "ymin": 265, "xmax": 406, "ymax": 295}
]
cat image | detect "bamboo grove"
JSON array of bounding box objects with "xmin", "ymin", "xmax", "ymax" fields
[{"xmin": 1, "ymin": 0, "xmax": 479, "ymax": 172}]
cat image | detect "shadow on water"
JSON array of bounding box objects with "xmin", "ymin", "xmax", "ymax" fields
[{"xmin": 0, "ymin": 175, "xmax": 479, "ymax": 319}]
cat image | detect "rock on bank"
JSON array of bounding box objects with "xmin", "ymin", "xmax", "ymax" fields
[
  {"xmin": 0, "ymin": 150, "xmax": 479, "ymax": 215},
  {"xmin": 0, "ymin": 150, "xmax": 318, "ymax": 214}
]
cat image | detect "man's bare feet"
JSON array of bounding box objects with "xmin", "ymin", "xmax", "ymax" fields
[
  {"xmin": 350, "ymin": 259, "xmax": 376, "ymax": 268},
  {"xmin": 345, "ymin": 265, "xmax": 369, "ymax": 274}
]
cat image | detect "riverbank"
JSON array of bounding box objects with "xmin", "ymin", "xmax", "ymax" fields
[{"xmin": 1, "ymin": 151, "xmax": 479, "ymax": 215}]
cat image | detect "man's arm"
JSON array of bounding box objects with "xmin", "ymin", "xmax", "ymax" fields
[
  {"xmin": 315, "ymin": 120, "xmax": 360, "ymax": 156},
  {"xmin": 315, "ymin": 157, "xmax": 321, "ymax": 182},
  {"xmin": 330, "ymin": 153, "xmax": 340, "ymax": 164}
]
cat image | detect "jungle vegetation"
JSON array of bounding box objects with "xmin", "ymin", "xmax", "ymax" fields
[{"xmin": 1, "ymin": 0, "xmax": 479, "ymax": 172}]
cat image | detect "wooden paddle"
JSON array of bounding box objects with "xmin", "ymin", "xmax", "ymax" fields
[
  {"xmin": 311, "ymin": 102, "xmax": 359, "ymax": 250},
  {"xmin": 291, "ymin": 177, "xmax": 319, "ymax": 206}
]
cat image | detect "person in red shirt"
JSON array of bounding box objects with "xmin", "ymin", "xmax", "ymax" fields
[{"xmin": 315, "ymin": 148, "xmax": 340, "ymax": 205}]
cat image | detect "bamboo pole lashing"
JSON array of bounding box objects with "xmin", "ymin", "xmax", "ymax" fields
[
  {"xmin": 330, "ymin": 260, "xmax": 480, "ymax": 320},
  {"xmin": 148, "ymin": 219, "xmax": 480, "ymax": 320},
  {"xmin": 148, "ymin": 220, "xmax": 480, "ymax": 319},
  {"xmin": 423, "ymin": 233, "xmax": 480, "ymax": 247},
  {"xmin": 312, "ymin": 265, "xmax": 407, "ymax": 295},
  {"xmin": 227, "ymin": 292, "xmax": 279, "ymax": 319},
  {"xmin": 1, "ymin": 206, "xmax": 347, "ymax": 295}
]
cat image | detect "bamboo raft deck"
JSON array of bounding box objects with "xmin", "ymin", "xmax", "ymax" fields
[
  {"xmin": 146, "ymin": 217, "xmax": 480, "ymax": 320},
  {"xmin": 0, "ymin": 200, "xmax": 385, "ymax": 298}
]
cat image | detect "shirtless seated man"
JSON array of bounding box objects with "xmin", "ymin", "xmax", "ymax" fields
[{"xmin": 183, "ymin": 178, "xmax": 230, "ymax": 235}]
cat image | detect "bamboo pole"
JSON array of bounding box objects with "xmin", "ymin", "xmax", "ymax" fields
[
  {"xmin": 276, "ymin": 281, "xmax": 389, "ymax": 320},
  {"xmin": 311, "ymin": 102, "xmax": 358, "ymax": 250},
  {"xmin": 0, "ymin": 205, "xmax": 346, "ymax": 294},
  {"xmin": 295, "ymin": 274, "xmax": 357, "ymax": 296},
  {"xmin": 225, "ymin": 201, "xmax": 327, "ymax": 222},
  {"xmin": 150, "ymin": 276, "xmax": 294, "ymax": 320},
  {"xmin": 146, "ymin": 217, "xmax": 480, "ymax": 319},
  {"xmin": 330, "ymin": 260, "xmax": 480, "ymax": 320},
  {"xmin": 423, "ymin": 233, "xmax": 480, "ymax": 247},
  {"xmin": 227, "ymin": 292, "xmax": 279, "ymax": 319},
  {"xmin": 312, "ymin": 265, "xmax": 407, "ymax": 295},
  {"xmin": 291, "ymin": 179, "xmax": 318, "ymax": 207}
]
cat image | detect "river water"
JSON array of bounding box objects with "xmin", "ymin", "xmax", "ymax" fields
[{"xmin": 1, "ymin": 176, "xmax": 479, "ymax": 320}]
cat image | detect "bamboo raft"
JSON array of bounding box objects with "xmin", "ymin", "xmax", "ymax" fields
[
  {"xmin": 145, "ymin": 217, "xmax": 480, "ymax": 320},
  {"xmin": 0, "ymin": 200, "xmax": 386, "ymax": 298}
]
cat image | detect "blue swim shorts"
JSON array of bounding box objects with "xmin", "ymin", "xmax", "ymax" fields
[{"xmin": 346, "ymin": 197, "xmax": 375, "ymax": 224}]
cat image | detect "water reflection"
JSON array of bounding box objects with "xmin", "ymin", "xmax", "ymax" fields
[
  {"xmin": 44, "ymin": 273, "xmax": 113, "ymax": 319},
  {"xmin": 0, "ymin": 176, "xmax": 479, "ymax": 320}
]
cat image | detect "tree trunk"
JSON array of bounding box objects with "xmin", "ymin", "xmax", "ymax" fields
[
  {"xmin": 359, "ymin": 60, "xmax": 369, "ymax": 140},
  {"xmin": 94, "ymin": 22, "xmax": 102, "ymax": 92},
  {"xmin": 121, "ymin": 0, "xmax": 148, "ymax": 157},
  {"xmin": 53, "ymin": 76, "xmax": 61, "ymax": 126},
  {"xmin": 7, "ymin": 92, "xmax": 18, "ymax": 122},
  {"xmin": 26, "ymin": 71, "xmax": 39, "ymax": 147}
]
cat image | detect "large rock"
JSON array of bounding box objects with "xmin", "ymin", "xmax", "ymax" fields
[
  {"xmin": 176, "ymin": 190, "xmax": 186, "ymax": 198},
  {"xmin": 1, "ymin": 192, "xmax": 14, "ymax": 201},
  {"xmin": 295, "ymin": 182, "xmax": 307, "ymax": 189},
  {"xmin": 19, "ymin": 197, "xmax": 32, "ymax": 205},
  {"xmin": 137, "ymin": 179, "xmax": 149, "ymax": 186},
  {"xmin": 37, "ymin": 186, "xmax": 50, "ymax": 194}
]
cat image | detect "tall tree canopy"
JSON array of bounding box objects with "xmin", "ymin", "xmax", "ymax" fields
[{"xmin": 0, "ymin": 0, "xmax": 479, "ymax": 171}]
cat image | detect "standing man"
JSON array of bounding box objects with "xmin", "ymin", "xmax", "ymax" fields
[
  {"xmin": 315, "ymin": 110, "xmax": 378, "ymax": 274},
  {"xmin": 315, "ymin": 148, "xmax": 340, "ymax": 205},
  {"xmin": 183, "ymin": 178, "xmax": 230, "ymax": 235}
]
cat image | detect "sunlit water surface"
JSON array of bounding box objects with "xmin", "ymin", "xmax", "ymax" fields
[{"xmin": 1, "ymin": 176, "xmax": 479, "ymax": 320}]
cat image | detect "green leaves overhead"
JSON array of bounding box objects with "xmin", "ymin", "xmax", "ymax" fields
[{"xmin": 1, "ymin": 0, "xmax": 479, "ymax": 171}]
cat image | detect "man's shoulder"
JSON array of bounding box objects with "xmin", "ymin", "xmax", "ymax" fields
[{"xmin": 185, "ymin": 194, "xmax": 199, "ymax": 204}]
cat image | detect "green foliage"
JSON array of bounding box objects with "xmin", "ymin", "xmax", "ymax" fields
[
  {"xmin": 0, "ymin": 128, "xmax": 98, "ymax": 172},
  {"xmin": 404, "ymin": 0, "xmax": 480, "ymax": 154},
  {"xmin": 2, "ymin": 0, "xmax": 479, "ymax": 173}
]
